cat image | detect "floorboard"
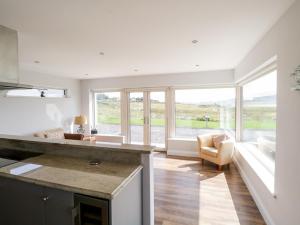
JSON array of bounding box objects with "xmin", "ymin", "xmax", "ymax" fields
[{"xmin": 154, "ymin": 153, "xmax": 266, "ymax": 225}]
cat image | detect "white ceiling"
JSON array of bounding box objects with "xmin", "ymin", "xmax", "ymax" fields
[{"xmin": 0, "ymin": 0, "xmax": 294, "ymax": 79}]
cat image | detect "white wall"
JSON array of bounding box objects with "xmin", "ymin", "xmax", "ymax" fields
[
  {"xmin": 0, "ymin": 69, "xmax": 81, "ymax": 135},
  {"xmin": 234, "ymin": 1, "xmax": 300, "ymax": 225}
]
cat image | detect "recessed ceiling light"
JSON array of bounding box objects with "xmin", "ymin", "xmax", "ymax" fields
[
  {"xmin": 85, "ymin": 74, "xmax": 89, "ymax": 76},
  {"xmin": 195, "ymin": 64, "xmax": 199, "ymax": 67},
  {"xmin": 192, "ymin": 40, "xmax": 198, "ymax": 44},
  {"xmin": 34, "ymin": 60, "xmax": 40, "ymax": 64},
  {"xmin": 134, "ymin": 69, "xmax": 139, "ymax": 72},
  {"xmin": 99, "ymin": 52, "xmax": 104, "ymax": 55}
]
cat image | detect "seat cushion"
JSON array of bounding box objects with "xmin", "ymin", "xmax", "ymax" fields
[
  {"xmin": 201, "ymin": 147, "xmax": 218, "ymax": 157},
  {"xmin": 197, "ymin": 134, "xmax": 214, "ymax": 147}
]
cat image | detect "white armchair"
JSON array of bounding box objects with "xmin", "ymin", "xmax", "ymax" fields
[{"xmin": 197, "ymin": 133, "xmax": 235, "ymax": 170}]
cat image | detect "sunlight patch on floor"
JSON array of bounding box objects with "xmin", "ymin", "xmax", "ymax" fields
[{"xmin": 198, "ymin": 173, "xmax": 240, "ymax": 225}]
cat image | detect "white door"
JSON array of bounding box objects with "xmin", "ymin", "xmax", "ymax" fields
[{"xmin": 127, "ymin": 90, "xmax": 166, "ymax": 148}]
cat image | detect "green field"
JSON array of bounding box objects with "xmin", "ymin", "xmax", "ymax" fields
[{"xmin": 96, "ymin": 100, "xmax": 276, "ymax": 130}]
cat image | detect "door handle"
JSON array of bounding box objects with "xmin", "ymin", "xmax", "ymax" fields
[{"xmin": 144, "ymin": 117, "xmax": 149, "ymax": 125}]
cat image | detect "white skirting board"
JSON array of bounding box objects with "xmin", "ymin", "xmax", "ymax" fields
[
  {"xmin": 233, "ymin": 156, "xmax": 275, "ymax": 225},
  {"xmin": 167, "ymin": 149, "xmax": 199, "ymax": 158}
]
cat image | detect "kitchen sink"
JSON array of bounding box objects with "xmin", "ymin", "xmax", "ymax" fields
[{"xmin": 0, "ymin": 149, "xmax": 42, "ymax": 161}]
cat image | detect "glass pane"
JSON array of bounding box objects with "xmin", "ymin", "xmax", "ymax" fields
[
  {"xmin": 150, "ymin": 92, "xmax": 165, "ymax": 148},
  {"xmin": 175, "ymin": 88, "xmax": 236, "ymax": 138},
  {"xmin": 6, "ymin": 88, "xmax": 66, "ymax": 98},
  {"xmin": 46, "ymin": 89, "xmax": 65, "ymax": 98},
  {"xmin": 95, "ymin": 92, "xmax": 121, "ymax": 135},
  {"xmin": 242, "ymin": 71, "xmax": 277, "ymax": 174},
  {"xmin": 129, "ymin": 92, "xmax": 144, "ymax": 144}
]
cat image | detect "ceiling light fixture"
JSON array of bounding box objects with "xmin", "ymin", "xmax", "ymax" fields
[
  {"xmin": 34, "ymin": 60, "xmax": 40, "ymax": 64},
  {"xmin": 195, "ymin": 64, "xmax": 199, "ymax": 67},
  {"xmin": 85, "ymin": 74, "xmax": 89, "ymax": 76},
  {"xmin": 99, "ymin": 52, "xmax": 104, "ymax": 55},
  {"xmin": 192, "ymin": 40, "xmax": 198, "ymax": 44},
  {"xmin": 134, "ymin": 69, "xmax": 139, "ymax": 72}
]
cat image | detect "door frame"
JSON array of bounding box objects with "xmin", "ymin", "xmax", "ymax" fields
[{"xmin": 125, "ymin": 88, "xmax": 168, "ymax": 150}]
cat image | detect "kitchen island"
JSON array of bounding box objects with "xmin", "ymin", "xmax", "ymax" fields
[{"xmin": 0, "ymin": 135, "xmax": 154, "ymax": 225}]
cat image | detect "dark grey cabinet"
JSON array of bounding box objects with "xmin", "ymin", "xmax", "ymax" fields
[
  {"xmin": 0, "ymin": 169, "xmax": 142, "ymax": 225},
  {"xmin": 0, "ymin": 177, "xmax": 74, "ymax": 225},
  {"xmin": 44, "ymin": 187, "xmax": 74, "ymax": 225},
  {"xmin": 0, "ymin": 177, "xmax": 45, "ymax": 225}
]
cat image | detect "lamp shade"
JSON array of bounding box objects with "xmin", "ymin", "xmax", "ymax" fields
[{"xmin": 74, "ymin": 115, "xmax": 87, "ymax": 125}]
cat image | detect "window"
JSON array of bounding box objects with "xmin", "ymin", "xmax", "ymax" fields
[
  {"xmin": 175, "ymin": 88, "xmax": 236, "ymax": 138},
  {"xmin": 6, "ymin": 88, "xmax": 67, "ymax": 98},
  {"xmin": 150, "ymin": 91, "xmax": 166, "ymax": 147},
  {"xmin": 242, "ymin": 70, "xmax": 277, "ymax": 174},
  {"xmin": 129, "ymin": 92, "xmax": 144, "ymax": 144},
  {"xmin": 94, "ymin": 92, "xmax": 121, "ymax": 135}
]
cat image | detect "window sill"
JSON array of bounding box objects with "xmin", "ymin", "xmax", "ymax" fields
[
  {"xmin": 168, "ymin": 137, "xmax": 197, "ymax": 142},
  {"xmin": 235, "ymin": 142, "xmax": 276, "ymax": 197}
]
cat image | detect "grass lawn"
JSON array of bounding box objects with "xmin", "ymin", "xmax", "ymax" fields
[
  {"xmin": 96, "ymin": 101, "xmax": 276, "ymax": 130},
  {"xmin": 97, "ymin": 117, "xmax": 275, "ymax": 129}
]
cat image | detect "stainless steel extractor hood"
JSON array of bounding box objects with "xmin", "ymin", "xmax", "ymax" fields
[
  {"xmin": 0, "ymin": 82, "xmax": 33, "ymax": 90},
  {"xmin": 1, "ymin": 25, "xmax": 33, "ymax": 90}
]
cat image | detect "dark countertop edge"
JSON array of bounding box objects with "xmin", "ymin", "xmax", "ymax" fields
[
  {"xmin": 0, "ymin": 164, "xmax": 143, "ymax": 200},
  {"xmin": 0, "ymin": 134, "xmax": 154, "ymax": 154}
]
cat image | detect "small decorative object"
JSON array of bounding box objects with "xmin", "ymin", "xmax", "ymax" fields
[
  {"xmin": 40, "ymin": 90, "xmax": 46, "ymax": 98},
  {"xmin": 291, "ymin": 65, "xmax": 300, "ymax": 91},
  {"xmin": 74, "ymin": 115, "xmax": 87, "ymax": 134},
  {"xmin": 91, "ymin": 128, "xmax": 98, "ymax": 135}
]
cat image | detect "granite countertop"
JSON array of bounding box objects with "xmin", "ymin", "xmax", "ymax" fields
[
  {"xmin": 0, "ymin": 134, "xmax": 153, "ymax": 154},
  {"xmin": 0, "ymin": 154, "xmax": 142, "ymax": 200}
]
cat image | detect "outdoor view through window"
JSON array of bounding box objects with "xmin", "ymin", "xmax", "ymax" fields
[
  {"xmin": 175, "ymin": 88, "xmax": 236, "ymax": 138},
  {"xmin": 94, "ymin": 92, "xmax": 121, "ymax": 135},
  {"xmin": 242, "ymin": 70, "xmax": 277, "ymax": 174}
]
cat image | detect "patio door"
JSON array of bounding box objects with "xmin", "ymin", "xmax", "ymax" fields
[{"xmin": 127, "ymin": 90, "xmax": 166, "ymax": 148}]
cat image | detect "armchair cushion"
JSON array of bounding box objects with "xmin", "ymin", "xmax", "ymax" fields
[
  {"xmin": 197, "ymin": 134, "xmax": 214, "ymax": 148},
  {"xmin": 201, "ymin": 147, "xmax": 218, "ymax": 157},
  {"xmin": 212, "ymin": 134, "xmax": 229, "ymax": 150}
]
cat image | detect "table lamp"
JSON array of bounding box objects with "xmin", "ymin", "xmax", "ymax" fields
[{"xmin": 74, "ymin": 115, "xmax": 87, "ymax": 134}]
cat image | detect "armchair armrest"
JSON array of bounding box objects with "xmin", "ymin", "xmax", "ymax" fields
[
  {"xmin": 218, "ymin": 139, "xmax": 235, "ymax": 163},
  {"xmin": 64, "ymin": 133, "xmax": 84, "ymax": 140}
]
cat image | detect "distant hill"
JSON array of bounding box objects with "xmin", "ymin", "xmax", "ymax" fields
[{"xmin": 244, "ymin": 95, "xmax": 276, "ymax": 105}]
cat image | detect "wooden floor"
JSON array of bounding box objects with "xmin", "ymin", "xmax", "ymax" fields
[{"xmin": 154, "ymin": 153, "xmax": 266, "ymax": 225}]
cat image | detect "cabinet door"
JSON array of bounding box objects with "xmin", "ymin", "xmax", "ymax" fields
[
  {"xmin": 0, "ymin": 177, "xmax": 45, "ymax": 225},
  {"xmin": 44, "ymin": 187, "xmax": 74, "ymax": 225}
]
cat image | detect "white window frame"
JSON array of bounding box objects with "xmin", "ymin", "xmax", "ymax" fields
[
  {"xmin": 171, "ymin": 85, "xmax": 237, "ymax": 140},
  {"xmin": 236, "ymin": 57, "xmax": 277, "ymax": 195},
  {"xmin": 92, "ymin": 87, "xmax": 169, "ymax": 148},
  {"xmin": 237, "ymin": 62, "xmax": 277, "ymax": 142},
  {"xmin": 5, "ymin": 87, "xmax": 68, "ymax": 98},
  {"xmin": 92, "ymin": 89, "xmax": 124, "ymax": 136}
]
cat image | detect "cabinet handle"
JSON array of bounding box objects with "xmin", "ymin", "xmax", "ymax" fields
[
  {"xmin": 41, "ymin": 196, "xmax": 49, "ymax": 201},
  {"xmin": 71, "ymin": 206, "xmax": 79, "ymax": 225}
]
